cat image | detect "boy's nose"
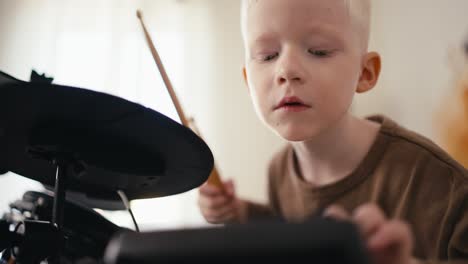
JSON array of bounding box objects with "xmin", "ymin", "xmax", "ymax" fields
[
  {"xmin": 276, "ymin": 56, "xmax": 305, "ymax": 85},
  {"xmin": 277, "ymin": 71, "xmax": 302, "ymax": 85}
]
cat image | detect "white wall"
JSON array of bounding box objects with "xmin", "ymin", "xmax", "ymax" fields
[{"xmin": 354, "ymin": 0, "xmax": 468, "ymax": 144}]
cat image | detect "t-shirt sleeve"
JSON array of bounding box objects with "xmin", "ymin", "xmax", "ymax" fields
[
  {"xmin": 446, "ymin": 184, "xmax": 468, "ymax": 261},
  {"xmin": 421, "ymin": 181, "xmax": 468, "ymax": 264},
  {"xmin": 244, "ymin": 200, "xmax": 275, "ymax": 220}
]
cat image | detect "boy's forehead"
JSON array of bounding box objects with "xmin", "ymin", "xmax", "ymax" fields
[
  {"xmin": 244, "ymin": 0, "xmax": 351, "ymax": 36},
  {"xmin": 244, "ymin": 0, "xmax": 349, "ymax": 15},
  {"xmin": 241, "ymin": 0, "xmax": 370, "ymax": 51}
]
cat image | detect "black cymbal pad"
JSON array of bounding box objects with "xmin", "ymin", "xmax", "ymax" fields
[{"xmin": 0, "ymin": 71, "xmax": 214, "ymax": 200}]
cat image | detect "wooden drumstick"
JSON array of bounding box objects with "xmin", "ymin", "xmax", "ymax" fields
[
  {"xmin": 187, "ymin": 118, "xmax": 224, "ymax": 188},
  {"xmin": 136, "ymin": 10, "xmax": 224, "ymax": 189}
]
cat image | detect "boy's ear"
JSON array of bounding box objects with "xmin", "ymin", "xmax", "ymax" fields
[
  {"xmin": 242, "ymin": 66, "xmax": 250, "ymax": 92},
  {"xmin": 242, "ymin": 66, "xmax": 248, "ymax": 85},
  {"xmin": 356, "ymin": 52, "xmax": 381, "ymax": 93}
]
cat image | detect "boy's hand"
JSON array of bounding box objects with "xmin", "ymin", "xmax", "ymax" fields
[
  {"xmin": 197, "ymin": 179, "xmax": 247, "ymax": 224},
  {"xmin": 324, "ymin": 203, "xmax": 421, "ymax": 264}
]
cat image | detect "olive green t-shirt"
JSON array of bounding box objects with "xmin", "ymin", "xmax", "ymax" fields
[{"xmin": 245, "ymin": 115, "xmax": 468, "ymax": 263}]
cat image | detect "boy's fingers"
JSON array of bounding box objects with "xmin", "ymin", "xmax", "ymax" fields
[
  {"xmin": 224, "ymin": 179, "xmax": 235, "ymax": 196},
  {"xmin": 219, "ymin": 211, "xmax": 237, "ymax": 223},
  {"xmin": 368, "ymin": 220, "xmax": 413, "ymax": 254},
  {"xmin": 352, "ymin": 203, "xmax": 386, "ymax": 238},
  {"xmin": 204, "ymin": 203, "xmax": 237, "ymax": 222},
  {"xmin": 199, "ymin": 183, "xmax": 224, "ymax": 197},
  {"xmin": 204, "ymin": 202, "xmax": 236, "ymax": 219},
  {"xmin": 323, "ymin": 205, "xmax": 350, "ymax": 221},
  {"xmin": 206, "ymin": 211, "xmax": 235, "ymax": 224},
  {"xmin": 198, "ymin": 193, "xmax": 231, "ymax": 210}
]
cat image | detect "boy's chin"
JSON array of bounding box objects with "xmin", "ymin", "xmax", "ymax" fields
[{"xmin": 274, "ymin": 129, "xmax": 315, "ymax": 142}]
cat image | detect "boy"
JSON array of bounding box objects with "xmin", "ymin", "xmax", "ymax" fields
[{"xmin": 198, "ymin": 1, "xmax": 468, "ymax": 263}]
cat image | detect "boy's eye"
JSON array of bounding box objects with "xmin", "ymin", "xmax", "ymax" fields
[
  {"xmin": 262, "ymin": 53, "xmax": 278, "ymax": 61},
  {"xmin": 308, "ymin": 49, "xmax": 331, "ymax": 57}
]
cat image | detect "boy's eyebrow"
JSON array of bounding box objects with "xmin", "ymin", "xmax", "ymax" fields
[{"xmin": 250, "ymin": 25, "xmax": 346, "ymax": 46}]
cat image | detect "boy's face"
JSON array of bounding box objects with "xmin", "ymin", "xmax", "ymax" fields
[{"xmin": 243, "ymin": 0, "xmax": 370, "ymax": 141}]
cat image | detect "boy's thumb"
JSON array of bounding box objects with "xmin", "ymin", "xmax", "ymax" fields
[{"xmin": 224, "ymin": 179, "xmax": 235, "ymax": 196}]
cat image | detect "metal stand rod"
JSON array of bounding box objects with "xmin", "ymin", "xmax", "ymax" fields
[
  {"xmin": 51, "ymin": 159, "xmax": 68, "ymax": 263},
  {"xmin": 53, "ymin": 161, "xmax": 67, "ymax": 231}
]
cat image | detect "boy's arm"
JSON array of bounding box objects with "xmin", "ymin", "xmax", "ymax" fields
[
  {"xmin": 242, "ymin": 200, "xmax": 275, "ymax": 221},
  {"xmin": 426, "ymin": 193, "xmax": 468, "ymax": 264},
  {"xmin": 423, "ymin": 184, "xmax": 468, "ymax": 264},
  {"xmin": 324, "ymin": 202, "xmax": 468, "ymax": 264}
]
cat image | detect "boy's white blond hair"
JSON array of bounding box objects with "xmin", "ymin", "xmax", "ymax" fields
[
  {"xmin": 344, "ymin": 0, "xmax": 371, "ymax": 50},
  {"xmin": 241, "ymin": 0, "xmax": 371, "ymax": 51}
]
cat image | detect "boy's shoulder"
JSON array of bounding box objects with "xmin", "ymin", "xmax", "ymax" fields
[
  {"xmin": 265, "ymin": 114, "xmax": 468, "ymax": 185},
  {"xmin": 367, "ymin": 114, "xmax": 468, "ymax": 181}
]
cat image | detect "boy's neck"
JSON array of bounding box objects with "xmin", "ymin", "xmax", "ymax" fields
[{"xmin": 292, "ymin": 115, "xmax": 381, "ymax": 187}]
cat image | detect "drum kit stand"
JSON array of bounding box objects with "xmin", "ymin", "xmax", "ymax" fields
[{"xmin": 0, "ymin": 70, "xmax": 214, "ymax": 263}]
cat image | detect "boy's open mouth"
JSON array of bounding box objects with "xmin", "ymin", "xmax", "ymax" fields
[{"xmin": 274, "ymin": 96, "xmax": 311, "ymax": 112}]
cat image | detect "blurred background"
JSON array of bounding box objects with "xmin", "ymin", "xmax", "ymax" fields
[{"xmin": 0, "ymin": 0, "xmax": 467, "ymax": 231}]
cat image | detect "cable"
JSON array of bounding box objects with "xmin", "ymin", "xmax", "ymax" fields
[{"xmin": 117, "ymin": 190, "xmax": 140, "ymax": 232}]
